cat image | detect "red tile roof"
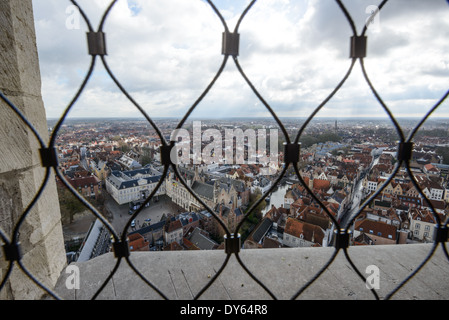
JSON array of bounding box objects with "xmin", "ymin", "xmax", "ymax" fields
[
  {"xmin": 284, "ymin": 217, "xmax": 325, "ymax": 245},
  {"xmin": 354, "ymin": 219, "xmax": 397, "ymax": 241},
  {"xmin": 166, "ymin": 220, "xmax": 183, "ymax": 233}
]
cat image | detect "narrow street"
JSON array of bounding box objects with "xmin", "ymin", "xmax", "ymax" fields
[{"xmin": 338, "ymin": 152, "xmax": 380, "ymax": 229}]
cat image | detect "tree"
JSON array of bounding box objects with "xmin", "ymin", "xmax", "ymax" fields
[
  {"xmin": 140, "ymin": 154, "xmax": 152, "ymax": 166},
  {"xmin": 247, "ymin": 189, "xmax": 267, "ymax": 220},
  {"xmin": 118, "ymin": 141, "xmax": 130, "ymax": 153},
  {"xmin": 56, "ymin": 185, "xmax": 86, "ymax": 224},
  {"xmin": 436, "ymin": 147, "xmax": 449, "ymax": 165}
]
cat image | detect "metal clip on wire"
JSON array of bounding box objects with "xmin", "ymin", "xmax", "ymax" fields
[
  {"xmin": 160, "ymin": 144, "xmax": 177, "ymax": 166},
  {"xmin": 3, "ymin": 243, "xmax": 22, "ymax": 262},
  {"xmin": 350, "ymin": 36, "xmax": 367, "ymax": 59},
  {"xmin": 433, "ymin": 226, "xmax": 449, "ymax": 243},
  {"xmin": 224, "ymin": 233, "xmax": 241, "ymax": 254},
  {"xmin": 87, "ymin": 32, "xmax": 107, "ymax": 56},
  {"xmin": 334, "ymin": 229, "xmax": 351, "ymax": 250},
  {"xmin": 283, "ymin": 142, "xmax": 301, "ymax": 165},
  {"xmin": 112, "ymin": 240, "xmax": 130, "ymax": 259},
  {"xmin": 222, "ymin": 31, "xmax": 240, "ymax": 57},
  {"xmin": 397, "ymin": 142, "xmax": 414, "ymax": 163},
  {"xmin": 39, "ymin": 147, "xmax": 58, "ymax": 168}
]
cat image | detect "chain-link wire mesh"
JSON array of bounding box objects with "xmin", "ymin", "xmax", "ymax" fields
[{"xmin": 1, "ymin": 0, "xmax": 449, "ymax": 300}]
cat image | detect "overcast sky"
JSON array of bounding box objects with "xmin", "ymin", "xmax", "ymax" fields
[{"xmin": 32, "ymin": 0, "xmax": 449, "ymax": 121}]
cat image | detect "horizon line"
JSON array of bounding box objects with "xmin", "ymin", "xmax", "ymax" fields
[{"xmin": 46, "ymin": 116, "xmax": 449, "ymax": 120}]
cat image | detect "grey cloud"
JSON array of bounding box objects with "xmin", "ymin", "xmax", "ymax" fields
[{"xmin": 33, "ymin": 0, "xmax": 449, "ymax": 119}]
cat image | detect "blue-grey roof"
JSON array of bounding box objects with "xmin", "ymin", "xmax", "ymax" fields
[
  {"xmin": 177, "ymin": 212, "xmax": 199, "ymax": 227},
  {"xmin": 251, "ymin": 218, "xmax": 273, "ymax": 243},
  {"xmin": 107, "ymin": 167, "xmax": 162, "ymax": 190},
  {"xmin": 234, "ymin": 207, "xmax": 243, "ymax": 217},
  {"xmin": 191, "ymin": 181, "xmax": 214, "ymax": 200},
  {"xmin": 128, "ymin": 220, "xmax": 166, "ymax": 236},
  {"xmin": 187, "ymin": 228, "xmax": 218, "ymax": 250}
]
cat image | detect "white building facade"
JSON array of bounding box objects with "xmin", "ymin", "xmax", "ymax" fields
[{"xmin": 106, "ymin": 167, "xmax": 165, "ymax": 205}]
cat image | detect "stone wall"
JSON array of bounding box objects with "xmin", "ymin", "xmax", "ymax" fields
[{"xmin": 0, "ymin": 0, "xmax": 66, "ymax": 299}]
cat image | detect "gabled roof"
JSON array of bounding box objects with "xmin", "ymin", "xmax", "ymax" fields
[
  {"xmin": 177, "ymin": 212, "xmax": 200, "ymax": 227},
  {"xmin": 163, "ymin": 241, "xmax": 183, "ymax": 251},
  {"xmin": 265, "ymin": 205, "xmax": 287, "ymax": 223},
  {"xmin": 313, "ymin": 179, "xmax": 330, "ymax": 191},
  {"xmin": 284, "ymin": 217, "xmax": 325, "ymax": 245},
  {"xmin": 249, "ymin": 218, "xmax": 273, "ymax": 244},
  {"xmin": 186, "ymin": 227, "xmax": 218, "ymax": 250},
  {"xmin": 218, "ymin": 176, "xmax": 246, "ymax": 192},
  {"xmin": 108, "ymin": 168, "xmax": 162, "ymax": 190},
  {"xmin": 234, "ymin": 207, "xmax": 243, "ymax": 217},
  {"xmin": 409, "ymin": 208, "xmax": 441, "ymax": 224},
  {"xmin": 166, "ymin": 220, "xmax": 182, "ymax": 233},
  {"xmin": 191, "ymin": 181, "xmax": 214, "ymax": 200},
  {"xmin": 68, "ymin": 175, "xmax": 100, "ymax": 188},
  {"xmin": 354, "ymin": 219, "xmax": 397, "ymax": 241},
  {"xmin": 297, "ymin": 206, "xmax": 330, "ymax": 230},
  {"xmin": 182, "ymin": 237, "xmax": 200, "ymax": 250},
  {"xmin": 262, "ymin": 237, "xmax": 282, "ymax": 248},
  {"xmin": 424, "ymin": 163, "xmax": 439, "ymax": 172},
  {"xmin": 128, "ymin": 220, "xmax": 166, "ymax": 237}
]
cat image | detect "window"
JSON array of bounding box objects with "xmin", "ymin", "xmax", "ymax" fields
[
  {"xmin": 415, "ymin": 223, "xmax": 420, "ymax": 229},
  {"xmin": 425, "ymin": 225, "xmax": 430, "ymax": 231}
]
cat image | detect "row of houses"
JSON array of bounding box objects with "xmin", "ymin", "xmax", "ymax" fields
[
  {"xmin": 244, "ymin": 190, "xmax": 446, "ymax": 249},
  {"xmin": 127, "ymin": 211, "xmax": 221, "ymax": 251},
  {"xmin": 355, "ymin": 144, "xmax": 449, "ymax": 245},
  {"xmin": 363, "ymin": 171, "xmax": 448, "ymax": 202}
]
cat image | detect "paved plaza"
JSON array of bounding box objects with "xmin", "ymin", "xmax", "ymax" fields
[{"xmin": 104, "ymin": 192, "xmax": 184, "ymax": 236}]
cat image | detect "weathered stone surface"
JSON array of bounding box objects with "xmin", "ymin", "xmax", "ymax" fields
[
  {"xmin": 0, "ymin": 0, "xmax": 66, "ymax": 300},
  {"xmin": 53, "ymin": 244, "xmax": 449, "ymax": 300}
]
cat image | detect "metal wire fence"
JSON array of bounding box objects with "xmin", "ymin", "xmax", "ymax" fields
[{"xmin": 1, "ymin": 0, "xmax": 449, "ymax": 300}]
